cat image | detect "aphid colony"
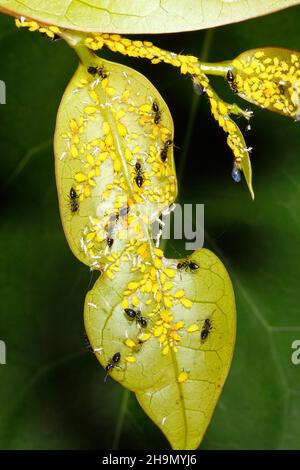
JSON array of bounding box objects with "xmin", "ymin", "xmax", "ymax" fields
[
  {"xmin": 61, "ymin": 62, "xmax": 210, "ymax": 383},
  {"xmin": 229, "ymin": 50, "xmax": 300, "ymax": 120},
  {"xmin": 102, "ymin": 259, "xmax": 215, "ymax": 382},
  {"xmin": 87, "ymin": 65, "xmax": 108, "ymax": 80},
  {"xmin": 65, "ymin": 66, "xmax": 176, "ymax": 222}
]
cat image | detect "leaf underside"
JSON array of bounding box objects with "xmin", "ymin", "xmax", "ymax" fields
[
  {"xmin": 0, "ymin": 0, "xmax": 299, "ymax": 34},
  {"xmin": 54, "ymin": 56, "xmax": 236, "ymax": 449}
]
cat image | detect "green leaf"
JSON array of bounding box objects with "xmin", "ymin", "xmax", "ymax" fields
[
  {"xmin": 0, "ymin": 0, "xmax": 299, "ymax": 34},
  {"xmin": 85, "ymin": 248, "xmax": 236, "ymax": 450},
  {"xmin": 54, "ymin": 53, "xmax": 236, "ymax": 449},
  {"xmin": 230, "ymin": 48, "xmax": 300, "ymax": 120}
]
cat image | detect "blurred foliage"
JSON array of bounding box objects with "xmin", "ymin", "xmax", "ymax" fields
[{"xmin": 0, "ymin": 5, "xmax": 300, "ymax": 449}]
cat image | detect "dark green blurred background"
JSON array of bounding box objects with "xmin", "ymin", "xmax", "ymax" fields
[{"xmin": 0, "ymin": 6, "xmax": 300, "ymax": 449}]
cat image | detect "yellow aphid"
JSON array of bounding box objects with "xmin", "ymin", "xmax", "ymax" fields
[
  {"xmin": 117, "ymin": 122, "xmax": 127, "ymax": 137},
  {"xmin": 86, "ymin": 154, "xmax": 95, "ymax": 165},
  {"xmin": 121, "ymin": 89, "xmax": 130, "ymax": 101},
  {"xmin": 177, "ymin": 371, "xmax": 189, "ymax": 383},
  {"xmin": 163, "ymin": 281, "xmax": 173, "ymax": 291},
  {"xmin": 84, "ymin": 106, "xmax": 97, "ymax": 115},
  {"xmin": 125, "ymin": 339, "xmax": 136, "ymax": 349},
  {"xmin": 89, "ymin": 90, "xmax": 99, "ymax": 103},
  {"xmin": 106, "ymin": 270, "xmax": 114, "ymax": 280},
  {"xmin": 164, "ymin": 297, "xmax": 173, "ymax": 308},
  {"xmin": 154, "ymin": 258, "xmax": 162, "ymax": 269},
  {"xmin": 171, "ymin": 321, "xmax": 184, "ymax": 330},
  {"xmin": 114, "ymin": 159, "xmax": 121, "ymax": 172},
  {"xmin": 102, "ymin": 122, "xmax": 110, "ymax": 135},
  {"xmin": 128, "ymin": 281, "xmax": 139, "ymax": 290},
  {"xmin": 131, "ymin": 295, "xmax": 140, "ymax": 307},
  {"xmin": 154, "ymin": 325, "xmax": 164, "ymax": 337},
  {"xmin": 163, "ymin": 268, "xmax": 175, "ymax": 278},
  {"xmin": 174, "ymin": 290, "xmax": 185, "ymax": 298},
  {"xmin": 140, "ymin": 104, "xmax": 151, "ymax": 113},
  {"xmin": 254, "ymin": 51, "xmax": 264, "ymax": 59},
  {"xmin": 74, "ymin": 172, "xmax": 88, "ymax": 182},
  {"xmin": 139, "ymin": 333, "xmax": 151, "ymax": 342},
  {"xmin": 218, "ymin": 101, "xmax": 228, "ymax": 115},
  {"xmin": 125, "ymin": 356, "xmax": 136, "ymax": 363},
  {"xmin": 154, "ymin": 248, "xmax": 163, "ymax": 258},
  {"xmin": 71, "ymin": 145, "xmax": 78, "ymax": 158},
  {"xmin": 170, "ymin": 332, "xmax": 181, "ymax": 342},
  {"xmin": 181, "ymin": 298, "xmax": 193, "ymax": 308},
  {"xmin": 187, "ymin": 324, "xmax": 199, "ymax": 333},
  {"xmin": 160, "ymin": 310, "xmax": 170, "ymax": 322}
]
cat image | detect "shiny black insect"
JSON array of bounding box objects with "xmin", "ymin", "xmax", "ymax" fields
[
  {"xmin": 201, "ymin": 318, "xmax": 212, "ymax": 341},
  {"xmin": 279, "ymin": 84, "xmax": 285, "ymax": 95},
  {"xmin": 107, "ymin": 237, "xmax": 114, "ymax": 248},
  {"xmin": 226, "ymin": 70, "xmax": 238, "ymax": 93},
  {"xmin": 124, "ymin": 308, "xmax": 148, "ymax": 328},
  {"xmin": 152, "ymin": 101, "xmax": 161, "ymax": 125},
  {"xmin": 134, "ymin": 162, "xmax": 144, "ymax": 188},
  {"xmin": 104, "ymin": 352, "xmax": 121, "ymax": 382},
  {"xmin": 69, "ymin": 187, "xmax": 79, "ymax": 213},
  {"xmin": 177, "ymin": 260, "xmax": 199, "ymax": 272},
  {"xmin": 160, "ymin": 139, "xmax": 173, "ymax": 163},
  {"xmin": 87, "ymin": 65, "xmax": 108, "ymax": 79}
]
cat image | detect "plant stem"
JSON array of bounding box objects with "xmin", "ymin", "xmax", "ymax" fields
[
  {"xmin": 112, "ymin": 388, "xmax": 130, "ymax": 450},
  {"xmin": 177, "ymin": 28, "xmax": 215, "ymax": 181},
  {"xmin": 199, "ymin": 60, "xmax": 231, "ymax": 76}
]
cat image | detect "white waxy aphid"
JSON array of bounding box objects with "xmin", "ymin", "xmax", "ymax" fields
[
  {"xmin": 94, "ymin": 347, "xmax": 103, "ymax": 355},
  {"xmin": 88, "ymin": 302, "xmax": 98, "ymax": 309}
]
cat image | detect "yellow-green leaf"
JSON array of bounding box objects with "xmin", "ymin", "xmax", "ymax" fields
[
  {"xmin": 231, "ymin": 48, "xmax": 300, "ymax": 120},
  {"xmin": 0, "ymin": 0, "xmax": 299, "ymax": 34},
  {"xmin": 85, "ymin": 248, "xmax": 236, "ymax": 450},
  {"xmin": 54, "ymin": 52, "xmax": 236, "ymax": 449},
  {"xmin": 54, "ymin": 54, "xmax": 177, "ymax": 267}
]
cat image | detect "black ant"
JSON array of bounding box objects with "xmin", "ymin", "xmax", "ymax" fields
[
  {"xmin": 226, "ymin": 70, "xmax": 238, "ymax": 94},
  {"xmin": 160, "ymin": 139, "xmax": 173, "ymax": 163},
  {"xmin": 201, "ymin": 318, "xmax": 212, "ymax": 342},
  {"xmin": 278, "ymin": 83, "xmax": 285, "ymax": 95},
  {"xmin": 87, "ymin": 65, "xmax": 108, "ymax": 80},
  {"xmin": 68, "ymin": 187, "xmax": 79, "ymax": 213},
  {"xmin": 177, "ymin": 260, "xmax": 199, "ymax": 272},
  {"xmin": 104, "ymin": 352, "xmax": 121, "ymax": 382},
  {"xmin": 124, "ymin": 308, "xmax": 148, "ymax": 328},
  {"xmin": 134, "ymin": 162, "xmax": 144, "ymax": 188},
  {"xmin": 106, "ymin": 237, "xmax": 114, "ymax": 248},
  {"xmin": 152, "ymin": 101, "xmax": 161, "ymax": 125}
]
